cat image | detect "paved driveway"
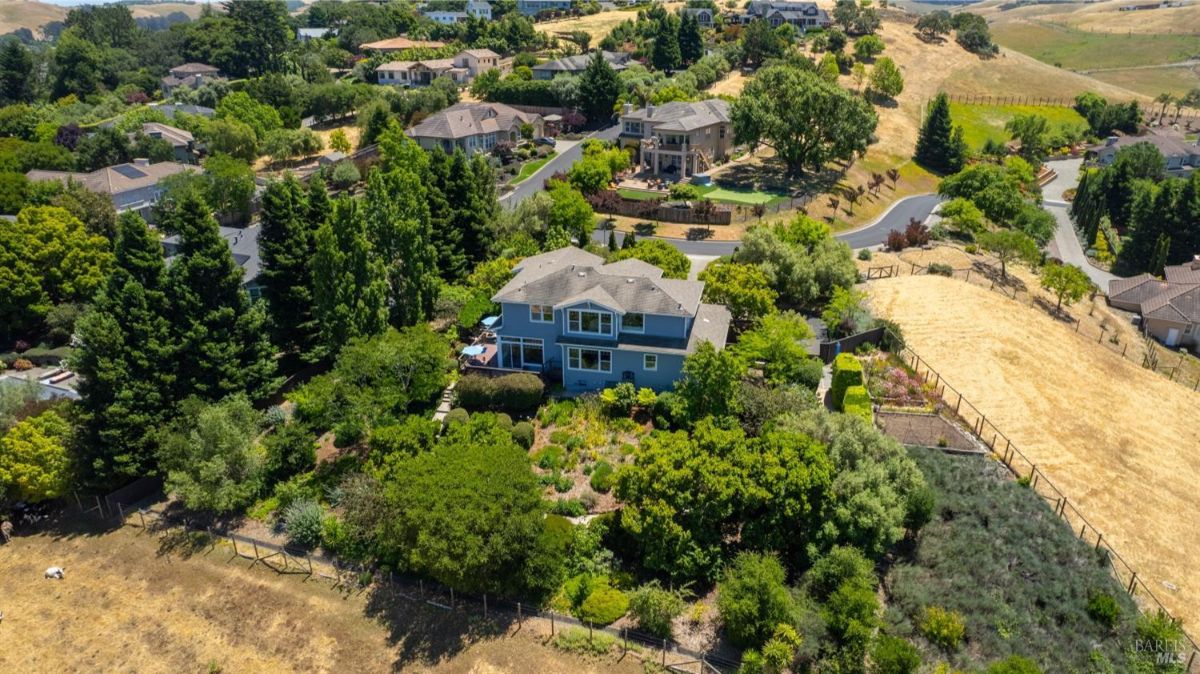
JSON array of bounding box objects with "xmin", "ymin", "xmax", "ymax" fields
[
  {"xmin": 1043, "ymin": 158, "xmax": 1117, "ymax": 288},
  {"xmin": 500, "ymin": 125, "xmax": 622, "ymax": 207}
]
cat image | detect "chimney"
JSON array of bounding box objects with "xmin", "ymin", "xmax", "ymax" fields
[
  {"xmin": 1191, "ymin": 254, "xmax": 1200, "ymax": 270},
  {"xmin": 647, "ymin": 104, "xmax": 656, "ymax": 119},
  {"xmin": 622, "ymin": 102, "xmax": 632, "ymax": 115},
  {"xmin": 1106, "ymin": 136, "xmax": 1119, "ymax": 147},
  {"xmin": 133, "ymin": 158, "xmax": 150, "ymax": 166}
]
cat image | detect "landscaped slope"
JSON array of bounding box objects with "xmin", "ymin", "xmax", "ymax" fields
[{"xmin": 868, "ymin": 274, "xmax": 1200, "ymax": 632}]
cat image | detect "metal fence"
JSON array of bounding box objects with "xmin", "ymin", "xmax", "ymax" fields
[
  {"xmin": 887, "ymin": 336, "xmax": 1200, "ymax": 672},
  {"xmin": 83, "ymin": 497, "xmax": 740, "ymax": 674}
]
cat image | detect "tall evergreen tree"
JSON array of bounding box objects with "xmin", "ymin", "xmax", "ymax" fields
[
  {"xmin": 679, "ymin": 12, "xmax": 704, "ymax": 65},
  {"xmin": 652, "ymin": 15, "xmax": 682, "ymax": 72},
  {"xmin": 1173, "ymin": 171, "xmax": 1200, "ymax": 261},
  {"xmin": 426, "ymin": 150, "xmax": 466, "ymax": 281},
  {"xmin": 163, "ymin": 194, "xmax": 277, "ymax": 402},
  {"xmin": 0, "ymin": 39, "xmax": 33, "ymax": 105},
  {"xmin": 72, "ymin": 213, "xmax": 177, "ymax": 488},
  {"xmin": 312, "ymin": 198, "xmax": 389, "ymax": 353},
  {"xmin": 577, "ymin": 50, "xmax": 620, "ymax": 123},
  {"xmin": 259, "ymin": 174, "xmax": 321, "ymax": 358},
  {"xmin": 308, "ymin": 175, "xmax": 332, "ymax": 226},
  {"xmin": 364, "ymin": 165, "xmax": 440, "ymax": 327},
  {"xmin": 913, "ymin": 93, "xmax": 965, "ymax": 175}
]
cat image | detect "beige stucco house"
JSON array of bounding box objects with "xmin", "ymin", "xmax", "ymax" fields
[
  {"xmin": 406, "ymin": 102, "xmax": 543, "ymax": 154},
  {"xmin": 1108, "ymin": 257, "xmax": 1200, "ymax": 348},
  {"xmin": 618, "ymin": 100, "xmax": 732, "ymax": 178}
]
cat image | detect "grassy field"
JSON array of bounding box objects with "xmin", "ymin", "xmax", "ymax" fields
[
  {"xmin": 867, "ymin": 274, "xmax": 1200, "ymax": 634},
  {"xmin": 990, "ymin": 22, "xmax": 1199, "ymax": 71},
  {"xmin": 535, "ymin": 4, "xmax": 682, "ymax": 44},
  {"xmin": 889, "ymin": 448, "xmax": 1141, "ymax": 671},
  {"xmin": 1091, "ymin": 64, "xmax": 1200, "ymax": 99},
  {"xmin": 976, "ymin": 0, "xmax": 1200, "ymax": 35},
  {"xmin": 0, "ymin": 521, "xmax": 644, "ymax": 674},
  {"xmin": 948, "ymin": 102, "xmax": 1089, "ymax": 150}
]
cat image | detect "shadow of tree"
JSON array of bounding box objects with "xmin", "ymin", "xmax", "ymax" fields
[
  {"xmin": 969, "ymin": 261, "xmax": 1029, "ymax": 293},
  {"xmin": 715, "ymin": 156, "xmax": 841, "ymax": 197},
  {"xmin": 362, "ymin": 582, "xmax": 518, "ymax": 669},
  {"xmin": 1033, "ymin": 297, "xmax": 1077, "ymax": 324},
  {"xmin": 156, "ymin": 528, "xmax": 216, "ymax": 560}
]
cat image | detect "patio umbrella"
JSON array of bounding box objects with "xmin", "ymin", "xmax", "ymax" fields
[
  {"xmin": 480, "ymin": 315, "xmax": 500, "ymax": 328},
  {"xmin": 461, "ymin": 345, "xmax": 485, "ymax": 357}
]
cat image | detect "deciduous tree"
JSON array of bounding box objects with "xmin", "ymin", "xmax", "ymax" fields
[
  {"xmin": 157, "ymin": 395, "xmax": 264, "ymax": 513},
  {"xmin": 0, "ymin": 409, "xmax": 72, "ymax": 502},
  {"xmin": 977, "ymin": 229, "xmax": 1039, "ymax": 279},
  {"xmin": 699, "ymin": 260, "xmax": 778, "ymax": 323},
  {"xmin": 1040, "ymin": 262, "xmax": 1094, "ymax": 311}
]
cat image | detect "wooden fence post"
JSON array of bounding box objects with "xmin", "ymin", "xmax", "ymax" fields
[
  {"xmin": 138, "ymin": 509, "xmax": 146, "ymax": 528},
  {"xmin": 1128, "ymin": 572, "xmax": 1138, "ymax": 595},
  {"xmin": 252, "ymin": 541, "xmax": 259, "ymax": 561},
  {"xmin": 550, "ymin": 610, "xmax": 555, "ymax": 636},
  {"xmin": 483, "ymin": 593, "xmax": 488, "ymax": 619},
  {"xmin": 117, "ymin": 502, "xmax": 124, "ymax": 522},
  {"xmin": 231, "ymin": 536, "xmax": 238, "ymax": 557},
  {"xmin": 1096, "ymin": 533, "xmax": 1103, "ymax": 550},
  {"xmin": 662, "ymin": 638, "xmax": 668, "ymax": 666}
]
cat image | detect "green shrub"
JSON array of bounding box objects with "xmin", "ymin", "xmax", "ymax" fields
[
  {"xmin": 333, "ymin": 417, "xmax": 365, "ymax": 447},
  {"xmin": 549, "ymin": 498, "xmax": 587, "ymax": 516},
  {"xmin": 870, "ymin": 635, "xmax": 921, "ymax": 674},
  {"xmin": 579, "ymin": 585, "xmax": 630, "ymax": 625},
  {"xmin": 985, "ymin": 656, "xmax": 1043, "ymax": 674},
  {"xmin": 599, "ymin": 382, "xmax": 637, "ymax": 416},
  {"xmin": 552, "ymin": 627, "xmax": 617, "ymax": 656},
  {"xmin": 273, "ymin": 474, "xmax": 320, "ymax": 512},
  {"xmin": 494, "ymin": 412, "xmax": 513, "ymax": 429},
  {"xmin": 796, "ymin": 357, "xmax": 824, "ymax": 391},
  {"xmin": 628, "ymin": 581, "xmax": 687, "ymax": 638},
  {"xmin": 806, "ymin": 545, "xmax": 874, "ymax": 600},
  {"xmin": 964, "ymin": 243, "xmax": 978, "ymax": 254},
  {"xmin": 841, "ymin": 385, "xmax": 873, "ymax": 422},
  {"xmin": 668, "ymin": 182, "xmax": 702, "ymax": 200},
  {"xmin": 442, "ymin": 407, "xmax": 469, "ymax": 430},
  {"xmin": 455, "ymin": 373, "xmax": 545, "ymax": 414},
  {"xmin": 831, "ymin": 353, "xmax": 864, "ymax": 408},
  {"xmin": 717, "ymin": 552, "xmax": 794, "ymax": 648},
  {"xmin": 534, "ymin": 444, "xmax": 566, "ymax": 469},
  {"xmin": 262, "ymin": 421, "xmax": 317, "ymax": 484},
  {"xmin": 928, "ymin": 262, "xmax": 954, "ymax": 277},
  {"xmin": 1134, "ymin": 610, "xmax": 1185, "ymax": 663},
  {"xmin": 538, "ymin": 399, "xmax": 576, "ymax": 426},
  {"xmin": 1086, "ymin": 592, "xmax": 1120, "ymax": 630},
  {"xmin": 564, "ymin": 435, "xmax": 584, "ymax": 451},
  {"xmin": 512, "ymin": 421, "xmax": 535, "ymax": 449},
  {"xmin": 858, "ymin": 248, "xmax": 872, "ymax": 261},
  {"xmin": 282, "ymin": 498, "xmax": 325, "ymax": 549},
  {"xmin": 920, "ymin": 606, "xmax": 965, "ymax": 651},
  {"xmin": 370, "ymin": 416, "xmax": 439, "ymax": 456},
  {"xmin": 549, "ymin": 429, "xmax": 571, "ymax": 444},
  {"xmin": 552, "ymin": 471, "xmax": 573, "ymax": 492},
  {"xmin": 589, "ymin": 460, "xmax": 615, "ymax": 493}
]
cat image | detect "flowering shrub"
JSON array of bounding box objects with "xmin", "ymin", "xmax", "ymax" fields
[{"xmin": 866, "ymin": 358, "xmax": 935, "ymax": 408}]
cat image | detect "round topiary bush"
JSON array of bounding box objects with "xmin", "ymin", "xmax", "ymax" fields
[
  {"xmin": 12, "ymin": 358, "xmax": 33, "ymax": 371},
  {"xmin": 920, "ymin": 606, "xmax": 965, "ymax": 651},
  {"xmin": 512, "ymin": 421, "xmax": 535, "ymax": 449},
  {"xmin": 443, "ymin": 407, "xmax": 470, "ymax": 430},
  {"xmin": 494, "ymin": 412, "xmax": 513, "ymax": 429},
  {"xmin": 283, "ymin": 498, "xmax": 325, "ymax": 549},
  {"xmin": 579, "ymin": 585, "xmax": 630, "ymax": 626}
]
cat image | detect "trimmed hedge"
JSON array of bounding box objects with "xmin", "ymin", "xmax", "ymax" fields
[
  {"xmin": 455, "ymin": 372, "xmax": 545, "ymax": 414},
  {"xmin": 512, "ymin": 421, "xmax": 535, "ymax": 449},
  {"xmin": 0, "ymin": 346, "xmax": 72, "ymax": 367},
  {"xmin": 842, "ymin": 385, "xmax": 873, "ymax": 423},
  {"xmin": 831, "ymin": 353, "xmax": 864, "ymax": 409}
]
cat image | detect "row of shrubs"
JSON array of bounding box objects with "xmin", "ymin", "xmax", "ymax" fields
[
  {"xmin": 832, "ymin": 353, "xmax": 873, "ymax": 423},
  {"xmin": 442, "ymin": 407, "xmax": 535, "ymax": 450},
  {"xmin": 455, "ymin": 372, "xmax": 544, "ymax": 415},
  {"xmin": 886, "ymin": 221, "xmax": 932, "ymax": 252}
]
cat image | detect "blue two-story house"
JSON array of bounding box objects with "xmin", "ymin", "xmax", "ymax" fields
[{"xmin": 488, "ymin": 247, "xmax": 732, "ymax": 392}]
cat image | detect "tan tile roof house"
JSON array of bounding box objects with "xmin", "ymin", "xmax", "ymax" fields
[
  {"xmin": 406, "ymin": 102, "xmax": 543, "ymax": 154},
  {"xmin": 161, "ymin": 63, "xmax": 223, "ymax": 95},
  {"xmin": 359, "ymin": 37, "xmax": 447, "ymax": 52},
  {"xmin": 376, "ymin": 48, "xmax": 500, "ymax": 86},
  {"xmin": 26, "ymin": 159, "xmax": 199, "ymax": 221},
  {"xmin": 1108, "ymin": 256, "xmax": 1200, "ymax": 347}
]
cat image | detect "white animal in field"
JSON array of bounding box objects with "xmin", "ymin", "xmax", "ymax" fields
[
  {"xmin": 44, "ymin": 567, "xmax": 64, "ymax": 579},
  {"xmin": 0, "ymin": 520, "xmax": 11, "ymax": 543}
]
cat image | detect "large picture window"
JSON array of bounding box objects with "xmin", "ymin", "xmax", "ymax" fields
[
  {"xmin": 567, "ymin": 347, "xmax": 612, "ymax": 373},
  {"xmin": 529, "ymin": 304, "xmax": 553, "ymax": 323},
  {"xmin": 500, "ymin": 337, "xmax": 543, "ymax": 370},
  {"xmin": 622, "ymin": 312, "xmax": 645, "ymax": 333},
  {"xmin": 567, "ymin": 309, "xmax": 613, "ymax": 336}
]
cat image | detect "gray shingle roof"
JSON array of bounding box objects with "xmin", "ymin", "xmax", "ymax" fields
[
  {"xmin": 406, "ymin": 102, "xmax": 540, "ymax": 141},
  {"xmin": 622, "ymin": 99, "xmax": 731, "ymax": 132},
  {"xmin": 162, "ymin": 224, "xmax": 262, "ymax": 286},
  {"xmin": 600, "ymin": 258, "xmax": 664, "ymax": 278},
  {"xmin": 1143, "ymin": 284, "xmax": 1200, "ymax": 322},
  {"xmin": 27, "ymin": 160, "xmax": 199, "ymax": 196},
  {"xmin": 1165, "ymin": 260, "xmax": 1200, "ymax": 284},
  {"xmin": 533, "ymin": 50, "xmax": 629, "ymax": 74}
]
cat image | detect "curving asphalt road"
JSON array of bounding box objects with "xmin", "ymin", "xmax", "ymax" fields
[
  {"xmin": 500, "ymin": 125, "xmax": 622, "ymax": 206},
  {"xmin": 590, "ymin": 193, "xmax": 944, "ymax": 255}
]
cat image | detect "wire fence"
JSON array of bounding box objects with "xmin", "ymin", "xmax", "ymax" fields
[
  {"xmin": 864, "ymin": 258, "xmax": 1200, "ymax": 391},
  {"xmin": 880, "ymin": 334, "xmax": 1200, "ymax": 673},
  {"xmin": 938, "ymin": 92, "xmax": 1200, "ymax": 124},
  {"xmin": 77, "ymin": 496, "xmax": 740, "ymax": 674}
]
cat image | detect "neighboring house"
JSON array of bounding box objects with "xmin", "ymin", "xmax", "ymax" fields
[
  {"xmin": 1108, "ymin": 257, "xmax": 1200, "ymax": 347},
  {"xmin": 532, "ymin": 50, "xmax": 631, "ymax": 80},
  {"xmin": 317, "ymin": 150, "xmax": 348, "ymax": 166},
  {"xmin": 738, "ymin": 1, "xmax": 831, "ymax": 30},
  {"xmin": 359, "ymin": 36, "xmax": 447, "ymax": 52},
  {"xmin": 26, "ymin": 159, "xmax": 199, "ymax": 222},
  {"xmin": 377, "ymin": 58, "xmax": 467, "ymax": 86},
  {"xmin": 455, "ymin": 48, "xmax": 501, "ymax": 78},
  {"xmin": 152, "ymin": 103, "xmax": 216, "ymax": 120},
  {"xmin": 516, "ymin": 0, "xmax": 574, "ymax": 15},
  {"xmin": 161, "ymin": 62, "xmax": 223, "ymax": 95},
  {"xmin": 618, "ymin": 99, "xmax": 732, "ymax": 178},
  {"xmin": 296, "ymin": 27, "xmax": 336, "ymax": 41},
  {"xmin": 136, "ymin": 122, "xmax": 197, "ymax": 163},
  {"xmin": 0, "ymin": 375, "xmax": 80, "ymax": 401},
  {"xmin": 1087, "ymin": 134, "xmax": 1200, "ymax": 176},
  {"xmin": 406, "ymin": 102, "xmax": 543, "ymax": 154},
  {"xmin": 467, "ymin": 1, "xmax": 493, "ymax": 19},
  {"xmin": 486, "ymin": 246, "xmax": 732, "ymax": 391},
  {"xmin": 162, "ymin": 225, "xmax": 263, "ymax": 299},
  {"xmin": 424, "ymin": 9, "xmax": 469, "ymax": 24},
  {"xmin": 682, "ymin": 6, "xmax": 715, "ymax": 27}
]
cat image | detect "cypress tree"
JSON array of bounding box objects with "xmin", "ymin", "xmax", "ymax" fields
[
  {"xmin": 652, "ymin": 15, "xmax": 682, "ymax": 72},
  {"xmin": 312, "ymin": 198, "xmax": 389, "ymax": 353},
  {"xmin": 0, "ymin": 39, "xmax": 33, "ymax": 105},
  {"xmin": 308, "ymin": 174, "xmax": 332, "ymax": 226},
  {"xmin": 73, "ymin": 213, "xmax": 177, "ymax": 488},
  {"xmin": 578, "ymin": 49, "xmax": 620, "ymax": 123},
  {"xmin": 163, "ymin": 194, "xmax": 278, "ymax": 402},
  {"xmin": 914, "ymin": 93, "xmax": 965, "ymax": 174},
  {"xmin": 679, "ymin": 12, "xmax": 704, "ymax": 65},
  {"xmin": 259, "ymin": 174, "xmax": 320, "ymax": 358},
  {"xmin": 426, "ymin": 150, "xmax": 466, "ymax": 281}
]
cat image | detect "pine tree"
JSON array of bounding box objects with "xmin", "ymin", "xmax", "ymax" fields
[
  {"xmin": 73, "ymin": 213, "xmax": 177, "ymax": 488},
  {"xmin": 1092, "ymin": 228, "xmax": 1112, "ymax": 265},
  {"xmin": 623, "ymin": 230, "xmax": 637, "ymax": 249},
  {"xmin": 0, "ymin": 39, "xmax": 33, "ymax": 105},
  {"xmin": 679, "ymin": 13, "xmax": 704, "ymax": 65},
  {"xmin": 307, "ymin": 175, "xmax": 332, "ymax": 226},
  {"xmin": 578, "ymin": 50, "xmax": 620, "ymax": 124},
  {"xmin": 163, "ymin": 194, "xmax": 278, "ymax": 402},
  {"xmin": 470, "ymin": 153, "xmax": 499, "ymax": 257},
  {"xmin": 259, "ymin": 174, "xmax": 321, "ymax": 357},
  {"xmin": 652, "ymin": 15, "xmax": 682, "ymax": 72},
  {"xmin": 312, "ymin": 198, "xmax": 389, "ymax": 353},
  {"xmin": 426, "ymin": 150, "xmax": 466, "ymax": 280},
  {"xmin": 608, "ymin": 229, "xmax": 619, "ymax": 252},
  {"xmin": 1151, "ymin": 233, "xmax": 1171, "ymax": 276},
  {"xmin": 914, "ymin": 93, "xmax": 965, "ymax": 174}
]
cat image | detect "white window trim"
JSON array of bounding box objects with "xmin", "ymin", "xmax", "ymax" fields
[
  {"xmin": 567, "ymin": 308, "xmax": 614, "ymax": 337},
  {"xmin": 567, "ymin": 346, "xmax": 612, "ymax": 373},
  {"xmin": 622, "ymin": 313, "xmax": 645, "ymax": 334},
  {"xmin": 643, "ymin": 353, "xmax": 657, "ymax": 371},
  {"xmin": 499, "ymin": 336, "xmax": 544, "ymax": 369},
  {"xmin": 529, "ymin": 304, "xmax": 553, "ymax": 323}
]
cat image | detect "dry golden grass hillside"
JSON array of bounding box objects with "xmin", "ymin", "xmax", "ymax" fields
[
  {"xmin": 868, "ymin": 274, "xmax": 1200, "ymax": 632},
  {"xmin": 0, "ymin": 0, "xmax": 64, "ymax": 37}
]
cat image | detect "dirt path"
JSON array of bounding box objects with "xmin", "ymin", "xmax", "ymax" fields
[{"xmin": 0, "ymin": 521, "xmax": 643, "ymax": 674}]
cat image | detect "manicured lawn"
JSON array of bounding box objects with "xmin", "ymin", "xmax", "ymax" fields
[
  {"xmin": 616, "ymin": 187, "xmax": 665, "ymax": 201},
  {"xmin": 617, "ymin": 185, "xmax": 788, "ymax": 206},
  {"xmin": 948, "ymin": 102, "xmax": 1088, "ymax": 150},
  {"xmin": 511, "ymin": 151, "xmax": 555, "ymax": 184},
  {"xmin": 991, "ymin": 22, "xmax": 1198, "ymax": 71}
]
